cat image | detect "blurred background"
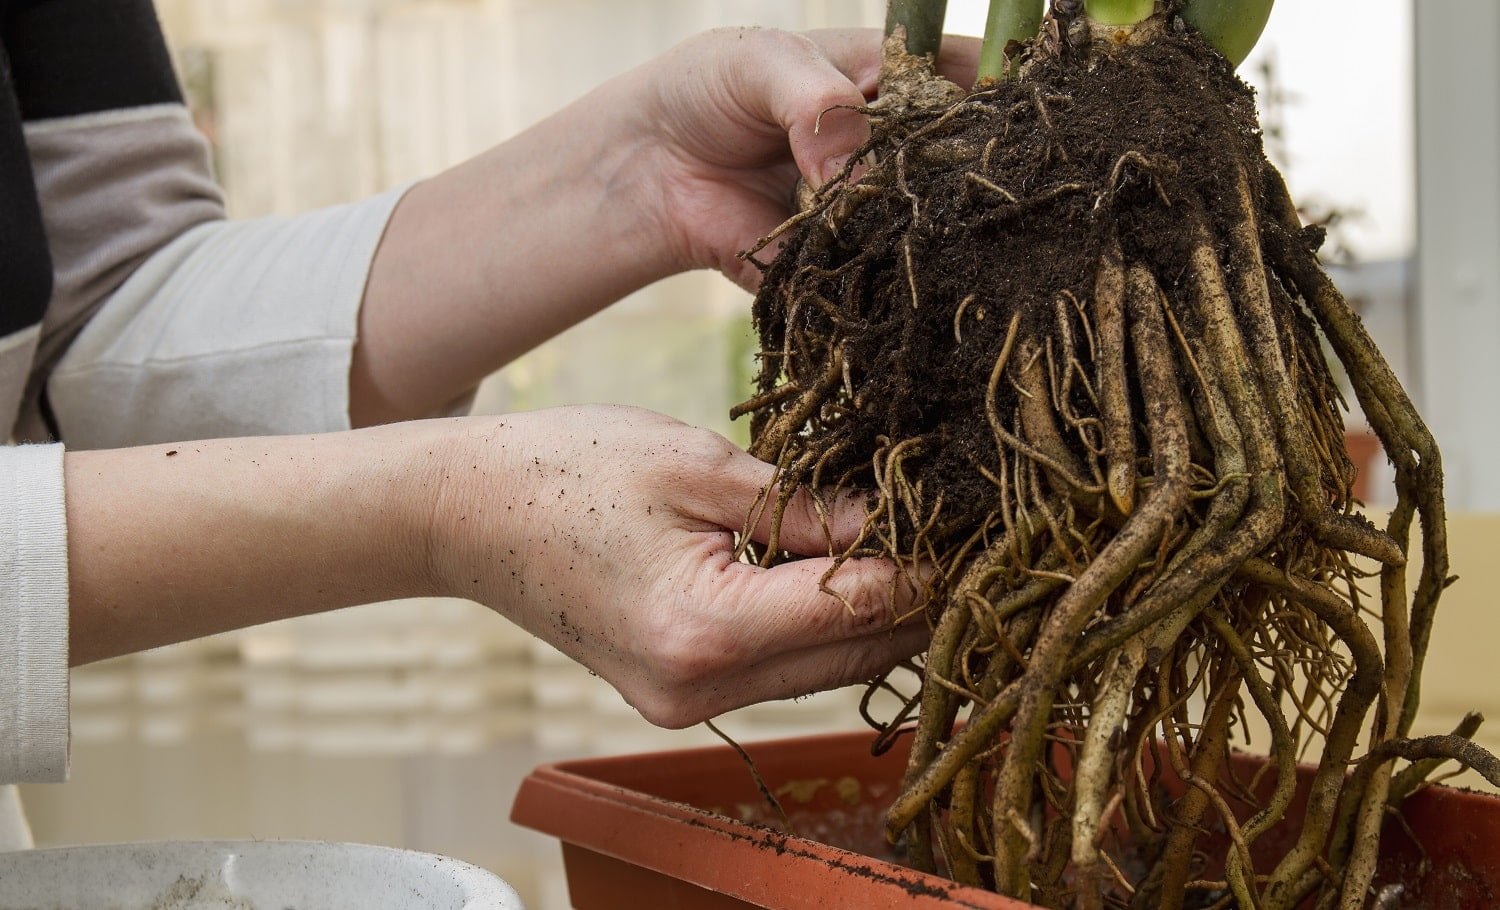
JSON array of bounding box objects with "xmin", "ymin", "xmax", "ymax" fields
[{"xmin": 18, "ymin": 1, "xmax": 1499, "ymax": 908}]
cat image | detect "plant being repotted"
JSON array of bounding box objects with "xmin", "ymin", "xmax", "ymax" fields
[{"xmin": 517, "ymin": 1, "xmax": 1500, "ymax": 907}]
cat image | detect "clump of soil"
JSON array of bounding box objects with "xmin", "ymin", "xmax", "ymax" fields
[{"xmin": 736, "ymin": 8, "xmax": 1478, "ymax": 910}]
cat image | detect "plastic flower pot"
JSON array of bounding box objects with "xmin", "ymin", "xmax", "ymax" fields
[
  {"xmin": 0, "ymin": 840, "xmax": 523, "ymax": 909},
  {"xmin": 511, "ymin": 729, "xmax": 1500, "ymax": 909}
]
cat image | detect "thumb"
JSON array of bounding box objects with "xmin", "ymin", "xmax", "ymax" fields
[
  {"xmin": 674, "ymin": 436, "xmax": 875, "ymax": 557},
  {"xmin": 742, "ymin": 485, "xmax": 877, "ymax": 557},
  {"xmin": 794, "ymin": 105, "xmax": 871, "ymax": 188},
  {"xmin": 722, "ymin": 30, "xmax": 873, "ymax": 187}
]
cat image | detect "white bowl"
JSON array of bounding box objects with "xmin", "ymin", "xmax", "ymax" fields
[{"xmin": 0, "ymin": 840, "xmax": 524, "ymax": 909}]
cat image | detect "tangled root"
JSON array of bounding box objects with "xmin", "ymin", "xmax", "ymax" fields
[{"xmin": 736, "ymin": 13, "xmax": 1488, "ymax": 910}]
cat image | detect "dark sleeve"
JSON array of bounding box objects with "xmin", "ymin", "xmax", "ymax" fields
[
  {"xmin": 0, "ymin": 0, "xmax": 184, "ymax": 338},
  {"xmin": 4, "ymin": 0, "xmax": 182, "ymax": 120},
  {"xmin": 0, "ymin": 38, "xmax": 50, "ymax": 337},
  {"xmin": 1, "ymin": 0, "xmax": 214, "ymax": 442}
]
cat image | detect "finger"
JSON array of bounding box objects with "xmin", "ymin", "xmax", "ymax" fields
[
  {"xmin": 740, "ymin": 486, "xmax": 876, "ymax": 556},
  {"xmin": 803, "ymin": 28, "xmax": 884, "ymax": 96},
  {"xmin": 934, "ymin": 33, "xmax": 982, "ymax": 87},
  {"xmin": 700, "ymin": 553, "xmax": 930, "ymax": 656},
  {"xmin": 679, "ymin": 621, "xmax": 929, "ymax": 724},
  {"xmin": 812, "ymin": 28, "xmax": 981, "ymax": 96},
  {"xmin": 722, "ymin": 29, "xmax": 874, "ymax": 187},
  {"xmin": 720, "ymin": 195, "xmax": 801, "ymax": 292},
  {"xmin": 725, "ymin": 245, "xmax": 772, "ymax": 294},
  {"xmin": 674, "ymin": 439, "xmax": 874, "ymax": 555}
]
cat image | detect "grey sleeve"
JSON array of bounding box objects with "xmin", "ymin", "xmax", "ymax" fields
[
  {"xmin": 18, "ymin": 103, "xmax": 223, "ymax": 442},
  {"xmin": 23, "ymin": 103, "xmax": 415, "ymax": 448}
]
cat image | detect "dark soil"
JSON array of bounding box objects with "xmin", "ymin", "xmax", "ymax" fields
[{"xmin": 746, "ymin": 23, "xmax": 1342, "ymax": 556}]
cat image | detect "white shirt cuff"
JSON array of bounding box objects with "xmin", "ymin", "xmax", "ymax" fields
[{"xmin": 0, "ymin": 443, "xmax": 70, "ymax": 783}]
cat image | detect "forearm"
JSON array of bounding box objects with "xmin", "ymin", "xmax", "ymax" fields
[
  {"xmin": 352, "ymin": 70, "xmax": 673, "ymax": 426},
  {"xmin": 58, "ymin": 405, "xmax": 927, "ymax": 726},
  {"xmin": 64, "ymin": 421, "xmax": 453, "ymax": 664}
]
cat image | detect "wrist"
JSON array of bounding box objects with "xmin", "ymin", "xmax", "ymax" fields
[
  {"xmin": 526, "ymin": 71, "xmax": 685, "ymax": 283},
  {"xmin": 347, "ymin": 420, "xmax": 464, "ymax": 603},
  {"xmin": 418, "ymin": 414, "xmax": 532, "ymax": 606}
]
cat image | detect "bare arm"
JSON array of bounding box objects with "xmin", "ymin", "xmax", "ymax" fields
[
  {"xmin": 66, "ymin": 407, "xmax": 925, "ymax": 726},
  {"xmin": 64, "ymin": 421, "xmax": 436, "ymax": 664}
]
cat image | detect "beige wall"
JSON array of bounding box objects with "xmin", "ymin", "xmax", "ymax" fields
[{"xmin": 1403, "ymin": 514, "xmax": 1500, "ymax": 791}]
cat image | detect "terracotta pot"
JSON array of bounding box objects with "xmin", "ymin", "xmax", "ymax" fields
[{"xmin": 511, "ymin": 730, "xmax": 1500, "ymax": 909}]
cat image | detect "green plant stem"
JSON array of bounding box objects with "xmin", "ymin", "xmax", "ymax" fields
[
  {"xmin": 885, "ymin": 0, "xmax": 949, "ymax": 59},
  {"xmin": 1181, "ymin": 0, "xmax": 1276, "ymax": 67},
  {"xmin": 976, "ymin": 0, "xmax": 1044, "ymax": 83},
  {"xmin": 1083, "ymin": 0, "xmax": 1156, "ymax": 27}
]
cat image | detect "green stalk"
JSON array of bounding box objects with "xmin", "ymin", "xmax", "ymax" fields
[
  {"xmin": 1080, "ymin": 0, "xmax": 1274, "ymax": 68},
  {"xmin": 885, "ymin": 0, "xmax": 949, "ymax": 59},
  {"xmin": 1082, "ymin": 0, "xmax": 1156, "ymax": 26},
  {"xmin": 976, "ymin": 0, "xmax": 1045, "ymax": 83},
  {"xmin": 1180, "ymin": 0, "xmax": 1275, "ymax": 67}
]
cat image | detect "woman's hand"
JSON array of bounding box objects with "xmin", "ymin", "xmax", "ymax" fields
[
  {"xmin": 353, "ymin": 28, "xmax": 977, "ymax": 425},
  {"xmin": 629, "ymin": 28, "xmax": 882, "ymax": 291},
  {"xmin": 633, "ymin": 27, "xmax": 981, "ymax": 290},
  {"xmin": 429, "ymin": 406, "xmax": 928, "ymax": 727}
]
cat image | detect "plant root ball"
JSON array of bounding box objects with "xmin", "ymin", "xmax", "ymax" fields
[{"xmin": 738, "ymin": 12, "xmax": 1458, "ymax": 910}]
